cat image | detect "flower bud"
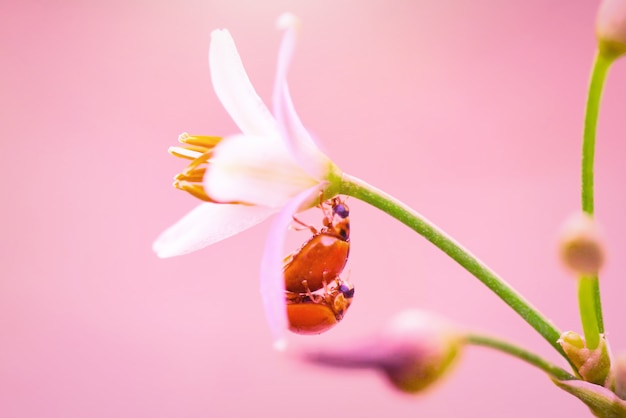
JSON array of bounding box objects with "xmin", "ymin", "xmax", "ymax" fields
[
  {"xmin": 614, "ymin": 352, "xmax": 626, "ymax": 400},
  {"xmin": 552, "ymin": 378, "xmax": 626, "ymax": 417},
  {"xmin": 597, "ymin": 0, "xmax": 626, "ymax": 59},
  {"xmin": 558, "ymin": 212, "xmax": 606, "ymax": 276},
  {"xmin": 558, "ymin": 331, "xmax": 611, "ymax": 385},
  {"xmin": 302, "ymin": 310, "xmax": 463, "ymax": 394}
]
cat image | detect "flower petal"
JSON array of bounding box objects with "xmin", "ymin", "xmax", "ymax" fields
[
  {"xmin": 153, "ymin": 203, "xmax": 276, "ymax": 258},
  {"xmin": 260, "ymin": 184, "xmax": 323, "ymax": 349},
  {"xmin": 204, "ymin": 134, "xmax": 318, "ymax": 207},
  {"xmin": 272, "ymin": 14, "xmax": 331, "ymax": 179},
  {"xmin": 210, "ymin": 29, "xmax": 279, "ymax": 138}
]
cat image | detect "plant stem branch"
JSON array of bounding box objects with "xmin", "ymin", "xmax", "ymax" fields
[
  {"xmin": 466, "ymin": 333, "xmax": 576, "ymax": 381},
  {"xmin": 339, "ymin": 173, "xmax": 573, "ymax": 367},
  {"xmin": 579, "ymin": 51, "xmax": 613, "ymax": 348}
]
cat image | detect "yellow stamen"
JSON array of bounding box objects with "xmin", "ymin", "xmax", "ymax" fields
[
  {"xmin": 173, "ymin": 180, "xmax": 215, "ymax": 202},
  {"xmin": 168, "ymin": 133, "xmax": 226, "ymax": 202},
  {"xmin": 185, "ymin": 151, "xmax": 212, "ymax": 172},
  {"xmin": 183, "ymin": 144, "xmax": 212, "ymax": 154},
  {"xmin": 178, "ymin": 133, "xmax": 223, "ymax": 148},
  {"xmin": 168, "ymin": 146, "xmax": 203, "ymax": 160},
  {"xmin": 175, "ymin": 167, "xmax": 206, "ymax": 183}
]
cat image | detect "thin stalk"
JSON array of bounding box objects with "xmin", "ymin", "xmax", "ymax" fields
[
  {"xmin": 579, "ymin": 51, "xmax": 613, "ymax": 348},
  {"xmin": 579, "ymin": 276, "xmax": 601, "ymax": 349},
  {"xmin": 339, "ymin": 173, "xmax": 572, "ymax": 367},
  {"xmin": 466, "ymin": 333, "xmax": 576, "ymax": 381}
]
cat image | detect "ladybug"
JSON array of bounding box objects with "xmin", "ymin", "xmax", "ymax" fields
[
  {"xmin": 283, "ymin": 197, "xmax": 350, "ymax": 294},
  {"xmin": 286, "ymin": 277, "xmax": 355, "ymax": 335}
]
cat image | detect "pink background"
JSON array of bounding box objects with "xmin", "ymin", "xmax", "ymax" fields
[{"xmin": 2, "ymin": 1, "xmax": 626, "ymax": 417}]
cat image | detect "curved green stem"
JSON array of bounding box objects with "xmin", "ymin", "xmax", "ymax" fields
[
  {"xmin": 582, "ymin": 51, "xmax": 612, "ymax": 215},
  {"xmin": 466, "ymin": 333, "xmax": 576, "ymax": 381},
  {"xmin": 579, "ymin": 51, "xmax": 613, "ymax": 349},
  {"xmin": 339, "ymin": 173, "xmax": 573, "ymax": 367}
]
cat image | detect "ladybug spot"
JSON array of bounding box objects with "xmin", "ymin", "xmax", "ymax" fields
[{"xmin": 319, "ymin": 235, "xmax": 336, "ymax": 246}]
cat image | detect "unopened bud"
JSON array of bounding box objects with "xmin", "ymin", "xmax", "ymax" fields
[
  {"xmin": 558, "ymin": 212, "xmax": 606, "ymax": 276},
  {"xmin": 558, "ymin": 331, "xmax": 611, "ymax": 385},
  {"xmin": 552, "ymin": 378, "xmax": 626, "ymax": 416},
  {"xmin": 302, "ymin": 310, "xmax": 462, "ymax": 394},
  {"xmin": 559, "ymin": 331, "xmax": 587, "ymax": 367},
  {"xmin": 597, "ymin": 0, "xmax": 626, "ymax": 59},
  {"xmin": 614, "ymin": 352, "xmax": 626, "ymax": 400}
]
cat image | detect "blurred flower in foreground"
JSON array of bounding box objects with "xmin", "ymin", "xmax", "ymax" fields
[
  {"xmin": 302, "ymin": 310, "xmax": 463, "ymax": 394},
  {"xmin": 153, "ymin": 13, "xmax": 343, "ymax": 348},
  {"xmin": 597, "ymin": 0, "xmax": 626, "ymax": 59},
  {"xmin": 558, "ymin": 331, "xmax": 611, "ymax": 385},
  {"xmin": 558, "ymin": 212, "xmax": 606, "ymax": 276}
]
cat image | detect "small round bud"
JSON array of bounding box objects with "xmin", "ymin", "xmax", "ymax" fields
[
  {"xmin": 558, "ymin": 331, "xmax": 589, "ymax": 369},
  {"xmin": 302, "ymin": 310, "xmax": 462, "ymax": 394},
  {"xmin": 597, "ymin": 0, "xmax": 626, "ymax": 59},
  {"xmin": 378, "ymin": 310, "xmax": 462, "ymax": 393},
  {"xmin": 558, "ymin": 212, "xmax": 606, "ymax": 276},
  {"xmin": 557, "ymin": 331, "xmax": 611, "ymax": 385}
]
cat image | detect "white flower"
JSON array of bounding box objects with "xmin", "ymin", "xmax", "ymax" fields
[{"xmin": 153, "ymin": 13, "xmax": 342, "ymax": 349}]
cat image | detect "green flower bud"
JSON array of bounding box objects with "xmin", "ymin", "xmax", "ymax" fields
[
  {"xmin": 552, "ymin": 378, "xmax": 626, "ymax": 417},
  {"xmin": 378, "ymin": 310, "xmax": 462, "ymax": 393},
  {"xmin": 597, "ymin": 0, "xmax": 626, "ymax": 59},
  {"xmin": 558, "ymin": 331, "xmax": 612, "ymax": 385}
]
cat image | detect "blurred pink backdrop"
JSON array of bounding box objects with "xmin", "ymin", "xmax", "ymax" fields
[{"xmin": 2, "ymin": 1, "xmax": 626, "ymax": 417}]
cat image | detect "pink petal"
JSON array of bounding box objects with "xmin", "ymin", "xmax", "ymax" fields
[
  {"xmin": 272, "ymin": 15, "xmax": 330, "ymax": 179},
  {"xmin": 153, "ymin": 203, "xmax": 276, "ymax": 258},
  {"xmin": 210, "ymin": 29, "xmax": 279, "ymax": 138},
  {"xmin": 259, "ymin": 184, "xmax": 322, "ymax": 349}
]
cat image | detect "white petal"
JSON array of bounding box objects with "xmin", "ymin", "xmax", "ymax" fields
[
  {"xmin": 153, "ymin": 203, "xmax": 276, "ymax": 258},
  {"xmin": 204, "ymin": 134, "xmax": 318, "ymax": 208},
  {"xmin": 272, "ymin": 17, "xmax": 330, "ymax": 179},
  {"xmin": 260, "ymin": 185, "xmax": 323, "ymax": 348},
  {"xmin": 210, "ymin": 29, "xmax": 279, "ymax": 138}
]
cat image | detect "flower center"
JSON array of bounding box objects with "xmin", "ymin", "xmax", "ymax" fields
[{"xmin": 168, "ymin": 133, "xmax": 223, "ymax": 202}]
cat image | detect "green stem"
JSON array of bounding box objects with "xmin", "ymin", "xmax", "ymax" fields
[
  {"xmin": 582, "ymin": 51, "xmax": 611, "ymax": 215},
  {"xmin": 579, "ymin": 51, "xmax": 612, "ymax": 348},
  {"xmin": 579, "ymin": 276, "xmax": 601, "ymax": 349},
  {"xmin": 466, "ymin": 333, "xmax": 576, "ymax": 381},
  {"xmin": 339, "ymin": 173, "xmax": 572, "ymax": 366}
]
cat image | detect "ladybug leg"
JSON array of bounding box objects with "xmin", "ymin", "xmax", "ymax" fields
[
  {"xmin": 302, "ymin": 280, "xmax": 323, "ymax": 303},
  {"xmin": 320, "ymin": 276, "xmax": 335, "ymax": 303},
  {"xmin": 284, "ymin": 291, "xmax": 301, "ymax": 304},
  {"xmin": 317, "ymin": 191, "xmax": 339, "ymax": 229},
  {"xmin": 317, "ymin": 189, "xmax": 326, "ymax": 207},
  {"xmin": 320, "ymin": 200, "xmax": 334, "ymax": 229},
  {"xmin": 290, "ymin": 215, "xmax": 318, "ymax": 234},
  {"xmin": 321, "ymin": 275, "xmax": 331, "ymax": 291}
]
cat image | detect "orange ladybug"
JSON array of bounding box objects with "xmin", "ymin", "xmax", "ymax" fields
[
  {"xmin": 283, "ymin": 197, "xmax": 350, "ymax": 294},
  {"xmin": 286, "ymin": 277, "xmax": 355, "ymax": 335}
]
